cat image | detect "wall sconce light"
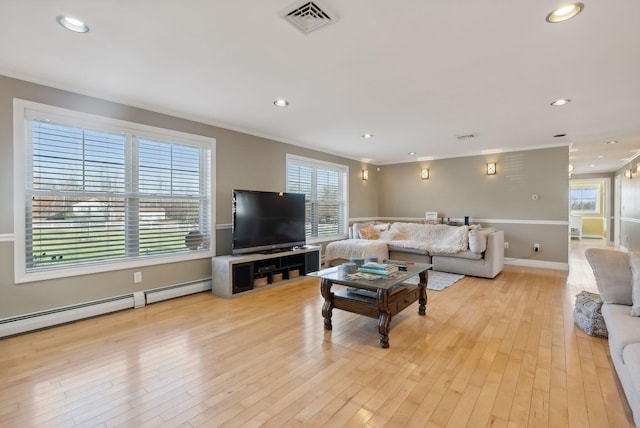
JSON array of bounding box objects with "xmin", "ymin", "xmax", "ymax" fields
[
  {"xmin": 636, "ymin": 164, "xmax": 640, "ymax": 174},
  {"xmin": 486, "ymin": 162, "xmax": 497, "ymax": 175},
  {"xmin": 421, "ymin": 168, "xmax": 429, "ymax": 180},
  {"xmin": 568, "ymin": 163, "xmax": 574, "ymax": 178},
  {"xmin": 362, "ymin": 169, "xmax": 369, "ymax": 181},
  {"xmin": 625, "ymin": 168, "xmax": 634, "ymax": 179}
]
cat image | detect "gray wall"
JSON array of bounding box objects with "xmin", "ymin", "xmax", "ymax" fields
[
  {"xmin": 0, "ymin": 75, "xmax": 378, "ymax": 318},
  {"xmin": 214, "ymin": 129, "xmax": 379, "ymax": 253},
  {"xmin": 1, "ymin": 74, "xmax": 580, "ymax": 320},
  {"xmin": 376, "ymin": 147, "xmax": 570, "ymax": 263}
]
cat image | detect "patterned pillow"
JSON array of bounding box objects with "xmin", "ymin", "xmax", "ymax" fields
[{"xmin": 359, "ymin": 225, "xmax": 380, "ymax": 240}]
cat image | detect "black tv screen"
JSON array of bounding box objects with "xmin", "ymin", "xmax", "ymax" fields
[{"xmin": 232, "ymin": 189, "xmax": 306, "ymax": 255}]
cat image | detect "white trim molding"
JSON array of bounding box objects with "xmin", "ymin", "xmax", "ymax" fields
[
  {"xmin": 504, "ymin": 258, "xmax": 569, "ymax": 271},
  {"xmin": 0, "ymin": 234, "xmax": 15, "ymax": 242},
  {"xmin": 349, "ymin": 217, "xmax": 568, "ymax": 226},
  {"xmin": 621, "ymin": 217, "xmax": 640, "ymax": 224}
]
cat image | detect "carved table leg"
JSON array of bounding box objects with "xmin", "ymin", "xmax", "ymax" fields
[
  {"xmin": 377, "ymin": 288, "xmax": 391, "ymax": 348},
  {"xmin": 418, "ymin": 270, "xmax": 428, "ymax": 316},
  {"xmin": 320, "ymin": 278, "xmax": 333, "ymax": 330}
]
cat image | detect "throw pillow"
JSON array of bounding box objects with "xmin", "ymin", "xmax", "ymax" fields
[
  {"xmin": 468, "ymin": 230, "xmax": 488, "ymax": 253},
  {"xmin": 352, "ymin": 223, "xmax": 371, "ymax": 239},
  {"xmin": 585, "ymin": 248, "xmax": 633, "ymax": 305},
  {"xmin": 630, "ymin": 251, "xmax": 640, "ymax": 316},
  {"xmin": 359, "ymin": 225, "xmax": 380, "ymax": 240},
  {"xmin": 373, "ymin": 223, "xmax": 390, "ymax": 233}
]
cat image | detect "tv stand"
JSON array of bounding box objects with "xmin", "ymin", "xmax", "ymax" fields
[
  {"xmin": 211, "ymin": 246, "xmax": 320, "ymax": 298},
  {"xmin": 258, "ymin": 248, "xmax": 287, "ymax": 255}
]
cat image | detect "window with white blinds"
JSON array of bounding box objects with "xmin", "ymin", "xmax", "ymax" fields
[
  {"xmin": 286, "ymin": 154, "xmax": 348, "ymax": 241},
  {"xmin": 14, "ymin": 100, "xmax": 214, "ymax": 281}
]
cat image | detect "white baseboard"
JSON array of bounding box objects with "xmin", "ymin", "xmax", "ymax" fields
[
  {"xmin": 0, "ymin": 279, "xmax": 212, "ymax": 338},
  {"xmin": 504, "ymin": 258, "xmax": 569, "ymax": 271}
]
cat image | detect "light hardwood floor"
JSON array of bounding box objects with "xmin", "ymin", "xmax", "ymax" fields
[{"xmin": 0, "ymin": 239, "xmax": 633, "ymax": 427}]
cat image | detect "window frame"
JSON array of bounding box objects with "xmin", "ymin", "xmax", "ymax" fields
[
  {"xmin": 13, "ymin": 99, "xmax": 216, "ymax": 284},
  {"xmin": 570, "ymin": 182, "xmax": 602, "ymax": 214},
  {"xmin": 286, "ymin": 154, "xmax": 349, "ymax": 243}
]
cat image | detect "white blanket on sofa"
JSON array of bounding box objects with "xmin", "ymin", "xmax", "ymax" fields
[
  {"xmin": 324, "ymin": 239, "xmax": 389, "ymax": 266},
  {"xmin": 381, "ymin": 222, "xmax": 469, "ymax": 254}
]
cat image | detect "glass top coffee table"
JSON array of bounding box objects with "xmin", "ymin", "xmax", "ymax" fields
[{"xmin": 309, "ymin": 262, "xmax": 431, "ymax": 348}]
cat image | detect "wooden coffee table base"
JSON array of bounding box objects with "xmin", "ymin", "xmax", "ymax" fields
[{"xmin": 320, "ymin": 270, "xmax": 427, "ymax": 348}]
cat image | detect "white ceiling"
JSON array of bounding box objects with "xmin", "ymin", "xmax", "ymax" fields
[{"xmin": 1, "ymin": 1, "xmax": 639, "ymax": 174}]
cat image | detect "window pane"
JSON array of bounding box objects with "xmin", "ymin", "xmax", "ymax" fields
[
  {"xmin": 139, "ymin": 198, "xmax": 206, "ymax": 254},
  {"xmin": 569, "ymin": 184, "xmax": 600, "ymax": 214},
  {"xmin": 32, "ymin": 121, "xmax": 126, "ymax": 193},
  {"xmin": 139, "ymin": 138, "xmax": 202, "ymax": 196},
  {"xmin": 29, "ymin": 196, "xmax": 126, "ymax": 268},
  {"xmin": 25, "ymin": 117, "xmax": 211, "ymax": 273},
  {"xmin": 287, "ymin": 156, "xmax": 347, "ymax": 239}
]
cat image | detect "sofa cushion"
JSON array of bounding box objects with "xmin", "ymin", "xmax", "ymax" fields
[
  {"xmin": 585, "ymin": 248, "xmax": 633, "ymax": 305},
  {"xmin": 430, "ymin": 249, "xmax": 483, "ymax": 260},
  {"xmin": 602, "ymin": 303, "xmax": 640, "ymax": 362},
  {"xmin": 387, "ymin": 244, "xmax": 428, "ymax": 256},
  {"xmin": 622, "ymin": 343, "xmax": 640, "ymax": 393},
  {"xmin": 631, "ymin": 251, "xmax": 640, "ymax": 316},
  {"xmin": 352, "ymin": 222, "xmax": 372, "ymax": 239},
  {"xmin": 359, "ymin": 224, "xmax": 380, "ymax": 240},
  {"xmin": 468, "ymin": 230, "xmax": 487, "ymax": 253},
  {"xmin": 468, "ymin": 227, "xmax": 497, "ymax": 252}
]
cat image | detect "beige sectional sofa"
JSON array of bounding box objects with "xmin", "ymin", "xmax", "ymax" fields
[
  {"xmin": 326, "ymin": 221, "xmax": 504, "ymax": 279},
  {"xmin": 585, "ymin": 248, "xmax": 640, "ymax": 426}
]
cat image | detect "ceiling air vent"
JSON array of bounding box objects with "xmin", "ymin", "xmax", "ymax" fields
[
  {"xmin": 283, "ymin": 1, "xmax": 333, "ymax": 34},
  {"xmin": 456, "ymin": 133, "xmax": 477, "ymax": 140}
]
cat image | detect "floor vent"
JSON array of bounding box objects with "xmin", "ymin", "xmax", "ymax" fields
[{"xmin": 283, "ymin": 1, "xmax": 333, "ymax": 34}]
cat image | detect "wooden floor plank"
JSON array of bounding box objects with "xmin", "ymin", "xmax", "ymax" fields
[{"xmin": 0, "ymin": 239, "xmax": 634, "ymax": 427}]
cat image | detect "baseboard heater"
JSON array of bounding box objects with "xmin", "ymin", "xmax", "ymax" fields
[
  {"xmin": 144, "ymin": 279, "xmax": 212, "ymax": 304},
  {"xmin": 0, "ymin": 279, "xmax": 212, "ymax": 338}
]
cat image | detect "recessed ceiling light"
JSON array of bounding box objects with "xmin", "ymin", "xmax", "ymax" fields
[
  {"xmin": 597, "ymin": 155, "xmax": 605, "ymax": 159},
  {"xmin": 550, "ymin": 99, "xmax": 571, "ymax": 106},
  {"xmin": 606, "ymin": 140, "xmax": 619, "ymax": 145},
  {"xmin": 408, "ymin": 152, "xmax": 416, "ymax": 156},
  {"xmin": 56, "ymin": 16, "xmax": 90, "ymax": 33},
  {"xmin": 589, "ymin": 164, "xmax": 596, "ymax": 168},
  {"xmin": 273, "ymin": 99, "xmax": 289, "ymax": 107},
  {"xmin": 362, "ymin": 133, "xmax": 374, "ymax": 139},
  {"xmin": 546, "ymin": 3, "xmax": 584, "ymax": 23}
]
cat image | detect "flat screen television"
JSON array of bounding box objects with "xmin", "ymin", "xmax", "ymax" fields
[{"xmin": 232, "ymin": 189, "xmax": 306, "ymax": 255}]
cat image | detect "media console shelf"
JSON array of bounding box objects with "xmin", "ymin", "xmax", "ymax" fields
[{"xmin": 211, "ymin": 246, "xmax": 320, "ymax": 298}]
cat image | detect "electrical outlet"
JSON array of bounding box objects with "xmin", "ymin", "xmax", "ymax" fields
[
  {"xmin": 534, "ymin": 243, "xmax": 540, "ymax": 252},
  {"xmin": 504, "ymin": 242, "xmax": 509, "ymax": 249},
  {"xmin": 134, "ymin": 271, "xmax": 142, "ymax": 283}
]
